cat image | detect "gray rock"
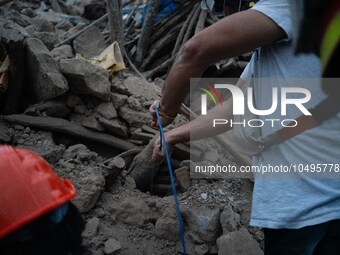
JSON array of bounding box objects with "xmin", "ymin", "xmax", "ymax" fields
[
  {"xmin": 155, "ymin": 217, "xmax": 179, "ymax": 242},
  {"xmin": 74, "ymin": 105, "xmax": 88, "ymax": 114},
  {"xmin": 107, "ymin": 197, "xmax": 153, "ymax": 226},
  {"xmin": 55, "ymin": 20, "xmax": 73, "ymax": 32},
  {"xmin": 98, "ymin": 118, "xmax": 129, "ymax": 138},
  {"xmin": 123, "ymin": 76, "xmax": 158, "ymax": 101},
  {"xmin": 26, "ymin": 38, "xmax": 68, "ymax": 100},
  {"xmin": 24, "ymin": 99, "xmax": 70, "ymax": 118},
  {"xmin": 217, "ymin": 229, "xmax": 263, "ymax": 255},
  {"xmin": 220, "ymin": 205, "xmax": 241, "ymax": 234},
  {"xmin": 6, "ymin": 10, "xmax": 31, "ymax": 27},
  {"xmin": 51, "ymin": 45, "xmax": 73, "ymax": 61},
  {"xmin": 104, "ymin": 238, "xmax": 121, "ymax": 255},
  {"xmin": 63, "ymin": 144, "xmax": 88, "ymax": 160},
  {"xmin": 111, "ymin": 93, "xmax": 128, "ymax": 109},
  {"xmin": 19, "ymin": 131, "xmax": 65, "ymax": 164},
  {"xmin": 71, "ymin": 168, "xmax": 105, "ymax": 213},
  {"xmin": 182, "ymin": 206, "xmax": 221, "ymax": 244},
  {"xmin": 58, "ymin": 23, "xmax": 86, "ymax": 41},
  {"xmin": 30, "ymin": 30, "xmax": 59, "ymax": 50},
  {"xmin": 67, "ymin": 94, "xmax": 83, "ymax": 108},
  {"xmin": 0, "ymin": 21, "xmax": 29, "ymax": 46},
  {"xmin": 69, "ymin": 113, "xmax": 105, "ymax": 131},
  {"xmin": 195, "ymin": 244, "xmax": 209, "ymax": 255},
  {"xmin": 30, "ymin": 17, "xmax": 55, "ymax": 32},
  {"xmin": 96, "ymin": 102, "xmax": 117, "ymax": 120},
  {"xmin": 119, "ymin": 106, "xmax": 150, "ymax": 128},
  {"xmin": 73, "ymin": 26, "xmax": 107, "ymax": 58},
  {"xmin": 82, "ymin": 217, "xmax": 100, "ymax": 238},
  {"xmin": 59, "ymin": 59, "xmax": 111, "ymax": 101}
]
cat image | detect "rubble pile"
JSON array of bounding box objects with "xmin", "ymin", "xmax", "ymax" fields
[{"xmin": 0, "ymin": 1, "xmax": 262, "ymax": 254}]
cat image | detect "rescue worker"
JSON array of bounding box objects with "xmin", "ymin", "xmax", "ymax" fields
[{"xmin": 0, "ymin": 145, "xmax": 85, "ymax": 255}]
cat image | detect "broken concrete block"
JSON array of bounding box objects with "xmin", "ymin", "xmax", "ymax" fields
[
  {"xmin": 26, "ymin": 38, "xmax": 69, "ymax": 101},
  {"xmin": 119, "ymin": 106, "xmax": 150, "ymax": 128},
  {"xmin": 51, "ymin": 45, "xmax": 74, "ymax": 61},
  {"xmin": 36, "ymin": 31, "xmax": 58, "ymax": 50},
  {"xmin": 96, "ymin": 102, "xmax": 117, "ymax": 120},
  {"xmin": 55, "ymin": 20, "xmax": 73, "ymax": 33},
  {"xmin": 104, "ymin": 238, "xmax": 121, "ymax": 255},
  {"xmin": 107, "ymin": 197, "xmax": 153, "ymax": 226},
  {"xmin": 58, "ymin": 23, "xmax": 86, "ymax": 41},
  {"xmin": 24, "ymin": 99, "xmax": 70, "ymax": 118},
  {"xmin": 155, "ymin": 217, "xmax": 179, "ymax": 242},
  {"xmin": 67, "ymin": 94, "xmax": 83, "ymax": 108},
  {"xmin": 182, "ymin": 206, "xmax": 221, "ymax": 244},
  {"xmin": 30, "ymin": 17, "xmax": 55, "ymax": 32},
  {"xmin": 111, "ymin": 93, "xmax": 128, "ymax": 109},
  {"xmin": 217, "ymin": 229, "xmax": 263, "ymax": 255},
  {"xmin": 6, "ymin": 10, "xmax": 31, "ymax": 27},
  {"xmin": 220, "ymin": 204, "xmax": 241, "ymax": 234},
  {"xmin": 59, "ymin": 58, "xmax": 111, "ymax": 101},
  {"xmin": 98, "ymin": 118, "xmax": 129, "ymax": 138},
  {"xmin": 69, "ymin": 113, "xmax": 105, "ymax": 131},
  {"xmin": 74, "ymin": 105, "xmax": 88, "ymax": 114},
  {"xmin": 82, "ymin": 217, "xmax": 100, "ymax": 238},
  {"xmin": 71, "ymin": 167, "xmax": 105, "ymax": 213},
  {"xmin": 123, "ymin": 76, "xmax": 158, "ymax": 101},
  {"xmin": 73, "ymin": 26, "xmax": 108, "ymax": 58}
]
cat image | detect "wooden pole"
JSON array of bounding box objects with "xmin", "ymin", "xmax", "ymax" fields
[
  {"xmin": 106, "ymin": 0, "xmax": 124, "ymax": 55},
  {"xmin": 135, "ymin": 0, "xmax": 161, "ymax": 67}
]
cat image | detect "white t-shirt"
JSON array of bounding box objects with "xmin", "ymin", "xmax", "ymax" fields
[{"xmin": 249, "ymin": 0, "xmax": 340, "ymax": 229}]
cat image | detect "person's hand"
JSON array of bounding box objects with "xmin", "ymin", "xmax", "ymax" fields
[
  {"xmin": 152, "ymin": 135, "xmax": 174, "ymax": 165},
  {"xmin": 149, "ymin": 100, "xmax": 176, "ymax": 129}
]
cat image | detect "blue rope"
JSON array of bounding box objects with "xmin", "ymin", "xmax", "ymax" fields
[{"xmin": 154, "ymin": 105, "xmax": 187, "ymax": 255}]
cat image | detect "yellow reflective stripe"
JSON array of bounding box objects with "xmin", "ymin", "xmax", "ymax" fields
[{"xmin": 320, "ymin": 13, "xmax": 340, "ymax": 70}]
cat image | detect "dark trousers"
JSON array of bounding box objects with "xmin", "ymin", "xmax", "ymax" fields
[{"xmin": 264, "ymin": 219, "xmax": 340, "ymax": 255}]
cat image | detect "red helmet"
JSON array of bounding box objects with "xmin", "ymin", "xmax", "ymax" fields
[{"xmin": 0, "ymin": 145, "xmax": 76, "ymax": 238}]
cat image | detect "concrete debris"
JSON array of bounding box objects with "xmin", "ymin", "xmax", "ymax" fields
[
  {"xmin": 217, "ymin": 229, "xmax": 263, "ymax": 255},
  {"xmin": 96, "ymin": 102, "xmax": 118, "ymax": 120},
  {"xmin": 182, "ymin": 206, "xmax": 222, "ymax": 244},
  {"xmin": 82, "ymin": 217, "xmax": 100, "ymax": 238},
  {"xmin": 154, "ymin": 204, "xmax": 181, "ymax": 242},
  {"xmin": 24, "ymin": 99, "xmax": 70, "ymax": 118},
  {"xmin": 98, "ymin": 117, "xmax": 129, "ymax": 138},
  {"xmin": 220, "ymin": 204, "xmax": 241, "ymax": 234},
  {"xmin": 119, "ymin": 105, "xmax": 150, "ymax": 128},
  {"xmin": 59, "ymin": 58, "xmax": 111, "ymax": 101},
  {"xmin": 30, "ymin": 17, "xmax": 55, "ymax": 32},
  {"xmin": 195, "ymin": 244, "xmax": 210, "ymax": 255},
  {"xmin": 108, "ymin": 197, "xmax": 153, "ymax": 226},
  {"xmin": 73, "ymin": 26, "xmax": 108, "ymax": 58},
  {"xmin": 51, "ymin": 44, "xmax": 74, "ymax": 61},
  {"xmin": 123, "ymin": 76, "xmax": 159, "ymax": 101},
  {"xmin": 26, "ymin": 38, "xmax": 69, "ymax": 100},
  {"xmin": 104, "ymin": 238, "xmax": 121, "ymax": 255},
  {"xmin": 66, "ymin": 94, "xmax": 83, "ymax": 108},
  {"xmin": 111, "ymin": 93, "xmax": 128, "ymax": 109},
  {"xmin": 0, "ymin": 1, "xmax": 261, "ymax": 254}
]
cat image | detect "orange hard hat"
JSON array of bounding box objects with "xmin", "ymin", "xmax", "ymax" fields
[{"xmin": 0, "ymin": 145, "xmax": 76, "ymax": 238}]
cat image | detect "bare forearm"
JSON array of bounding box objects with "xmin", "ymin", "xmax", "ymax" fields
[{"xmin": 166, "ymin": 98, "xmax": 234, "ymax": 145}]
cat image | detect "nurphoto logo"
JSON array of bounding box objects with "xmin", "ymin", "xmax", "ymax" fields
[{"xmin": 200, "ymin": 84, "xmax": 312, "ymax": 128}]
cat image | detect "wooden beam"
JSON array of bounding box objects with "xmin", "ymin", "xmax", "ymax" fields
[{"xmin": 2, "ymin": 115, "xmax": 136, "ymax": 151}]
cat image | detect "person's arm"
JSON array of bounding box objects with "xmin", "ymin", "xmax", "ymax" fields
[
  {"xmin": 152, "ymin": 78, "xmax": 245, "ymax": 163},
  {"xmin": 150, "ymin": 9, "xmax": 285, "ymax": 128}
]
